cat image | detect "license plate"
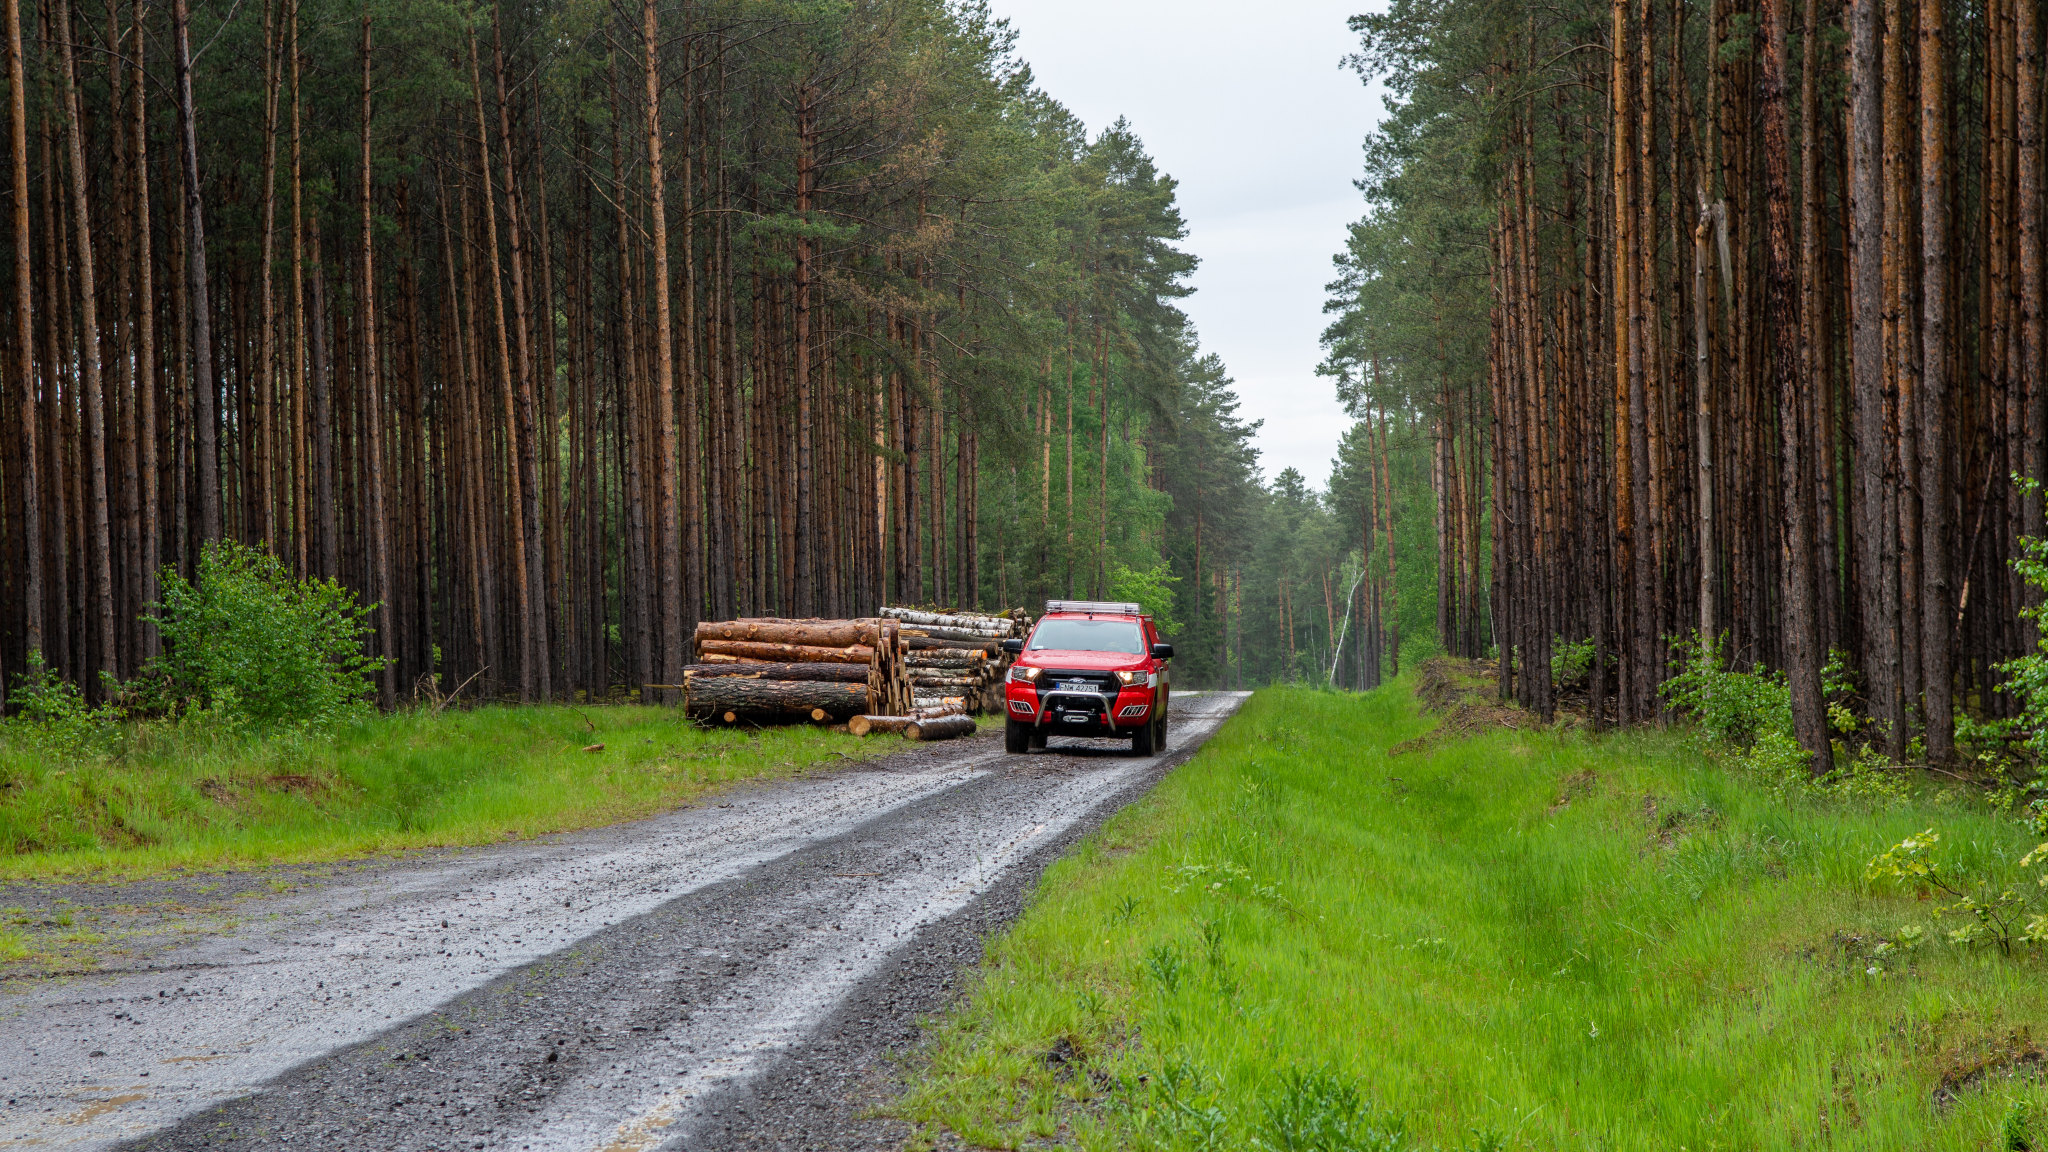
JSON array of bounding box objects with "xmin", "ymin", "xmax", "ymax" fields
[{"xmin": 1059, "ymin": 681, "xmax": 1092, "ymax": 692}]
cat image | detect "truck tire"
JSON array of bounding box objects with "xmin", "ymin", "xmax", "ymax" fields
[
  {"xmin": 1030, "ymin": 725, "xmax": 1047, "ymax": 748},
  {"xmin": 1154, "ymin": 709, "xmax": 1169, "ymax": 752},
  {"xmin": 1131, "ymin": 717, "xmax": 1156, "ymax": 756},
  {"xmin": 1005, "ymin": 718, "xmax": 1033, "ymax": 754}
]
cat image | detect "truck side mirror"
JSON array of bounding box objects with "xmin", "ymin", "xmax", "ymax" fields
[
  {"xmin": 1002, "ymin": 638, "xmax": 1024, "ymax": 654},
  {"xmin": 1151, "ymin": 643, "xmax": 1173, "ymax": 660}
]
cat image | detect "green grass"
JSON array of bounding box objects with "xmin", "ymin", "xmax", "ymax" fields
[
  {"xmin": 0, "ymin": 706, "xmax": 889, "ymax": 879},
  {"xmin": 898, "ymin": 682, "xmax": 2048, "ymax": 1151}
]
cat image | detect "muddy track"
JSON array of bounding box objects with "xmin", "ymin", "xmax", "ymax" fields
[{"xmin": 2, "ymin": 692, "xmax": 1247, "ymax": 1151}]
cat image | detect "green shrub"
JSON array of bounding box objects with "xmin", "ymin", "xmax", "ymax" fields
[
  {"xmin": 1661, "ymin": 632, "xmax": 1791, "ymax": 748},
  {"xmin": 4, "ymin": 650, "xmax": 125, "ymax": 758},
  {"xmin": 148, "ymin": 540, "xmax": 387, "ymax": 730},
  {"xmin": 1551, "ymin": 635, "xmax": 1595, "ymax": 688}
]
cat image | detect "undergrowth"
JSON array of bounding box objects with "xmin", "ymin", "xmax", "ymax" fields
[
  {"xmin": 897, "ymin": 683, "xmax": 2048, "ymax": 1150},
  {"xmin": 0, "ymin": 705, "xmax": 887, "ymax": 879}
]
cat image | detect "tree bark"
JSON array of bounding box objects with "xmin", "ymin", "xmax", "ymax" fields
[
  {"xmin": 55, "ymin": 0, "xmax": 115, "ymax": 689},
  {"xmin": 1918, "ymin": 0, "xmax": 1952, "ymax": 760},
  {"xmin": 172, "ymin": 0, "xmax": 218, "ymax": 545},
  {"xmin": 7, "ymin": 0, "xmax": 38, "ymax": 661},
  {"xmin": 360, "ymin": 9, "xmax": 394, "ymax": 709},
  {"xmin": 642, "ymin": 0, "xmax": 682, "ymax": 693},
  {"xmin": 1849, "ymin": 0, "xmax": 1895, "ymax": 745},
  {"xmin": 1759, "ymin": 0, "xmax": 1828, "ymax": 775},
  {"xmin": 684, "ymin": 675, "xmax": 867, "ymax": 719},
  {"xmin": 493, "ymin": 19, "xmax": 550, "ymax": 700},
  {"xmin": 905, "ymin": 714, "xmax": 975, "ymax": 741},
  {"xmin": 695, "ymin": 638, "xmax": 874, "ymax": 664}
]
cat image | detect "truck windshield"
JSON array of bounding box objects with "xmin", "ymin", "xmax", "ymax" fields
[{"xmin": 1029, "ymin": 619, "xmax": 1145, "ymax": 655}]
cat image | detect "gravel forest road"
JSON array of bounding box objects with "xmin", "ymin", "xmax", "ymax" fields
[{"xmin": 3, "ymin": 691, "xmax": 1247, "ymax": 1152}]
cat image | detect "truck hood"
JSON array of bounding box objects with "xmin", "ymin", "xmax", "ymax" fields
[{"xmin": 1021, "ymin": 649, "xmax": 1148, "ymax": 672}]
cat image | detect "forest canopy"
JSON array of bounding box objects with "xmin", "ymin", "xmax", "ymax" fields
[{"xmin": 0, "ymin": 0, "xmax": 1381, "ymax": 705}]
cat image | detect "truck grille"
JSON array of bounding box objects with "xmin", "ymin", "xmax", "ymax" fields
[{"xmin": 1038, "ymin": 669, "xmax": 1119, "ymax": 695}]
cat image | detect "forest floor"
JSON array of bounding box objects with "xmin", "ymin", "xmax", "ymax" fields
[
  {"xmin": 0, "ymin": 704, "xmax": 900, "ymax": 972},
  {"xmin": 895, "ymin": 680, "xmax": 2048, "ymax": 1151}
]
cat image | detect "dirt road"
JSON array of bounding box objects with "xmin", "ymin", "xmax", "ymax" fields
[{"xmin": 2, "ymin": 691, "xmax": 1247, "ymax": 1151}]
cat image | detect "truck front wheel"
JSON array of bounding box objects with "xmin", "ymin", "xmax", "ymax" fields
[
  {"xmin": 1131, "ymin": 716, "xmax": 1157, "ymax": 756},
  {"xmin": 1005, "ymin": 718, "xmax": 1033, "ymax": 754}
]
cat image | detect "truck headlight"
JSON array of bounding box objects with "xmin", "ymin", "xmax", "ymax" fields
[
  {"xmin": 1008, "ymin": 666, "xmax": 1042, "ymax": 684},
  {"xmin": 1115, "ymin": 670, "xmax": 1154, "ymax": 687}
]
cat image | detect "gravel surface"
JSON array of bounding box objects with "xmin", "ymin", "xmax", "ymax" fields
[{"xmin": 1, "ymin": 692, "xmax": 1246, "ymax": 1151}]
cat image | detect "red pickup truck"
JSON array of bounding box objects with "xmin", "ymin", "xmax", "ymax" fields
[{"xmin": 1000, "ymin": 600, "xmax": 1173, "ymax": 755}]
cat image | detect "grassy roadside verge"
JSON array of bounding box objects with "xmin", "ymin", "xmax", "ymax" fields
[
  {"xmin": 898, "ymin": 683, "xmax": 2048, "ymax": 1150},
  {"xmin": 0, "ymin": 705, "xmax": 889, "ymax": 883}
]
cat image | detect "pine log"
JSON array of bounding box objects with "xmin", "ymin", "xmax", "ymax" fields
[
  {"xmin": 682, "ymin": 662, "xmax": 869, "ymax": 682},
  {"xmin": 685, "ymin": 677, "xmax": 868, "ymax": 719},
  {"xmin": 909, "ymin": 673, "xmax": 982, "ymax": 687},
  {"xmin": 848, "ymin": 714, "xmax": 913, "ymax": 736},
  {"xmin": 695, "ymin": 618, "xmax": 884, "ymax": 647},
  {"xmin": 905, "ymin": 714, "xmax": 976, "ymax": 741},
  {"xmin": 696, "ymin": 638, "xmax": 874, "ymax": 664},
  {"xmin": 911, "ymin": 701, "xmax": 967, "ymax": 720}
]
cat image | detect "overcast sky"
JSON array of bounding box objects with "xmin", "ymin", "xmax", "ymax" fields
[{"xmin": 985, "ymin": 0, "xmax": 1389, "ymax": 489}]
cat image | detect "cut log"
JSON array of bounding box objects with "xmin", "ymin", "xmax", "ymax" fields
[
  {"xmin": 685, "ymin": 677, "xmax": 869, "ymax": 719},
  {"xmin": 848, "ymin": 714, "xmax": 913, "ymax": 736},
  {"xmin": 904, "ymin": 635, "xmax": 997, "ymax": 653},
  {"xmin": 912, "ymin": 694, "xmax": 967, "ymax": 709},
  {"xmin": 904, "ymin": 652, "xmax": 985, "ymax": 668},
  {"xmin": 902, "ymin": 625, "xmax": 1011, "ymax": 645},
  {"xmin": 905, "ymin": 714, "xmax": 976, "ymax": 741},
  {"xmin": 911, "ymin": 701, "xmax": 966, "ymax": 720},
  {"xmin": 909, "ymin": 674, "xmax": 981, "ymax": 689},
  {"xmin": 695, "ymin": 618, "xmax": 884, "ymax": 648},
  {"xmin": 879, "ymin": 608, "xmax": 1018, "ymax": 634},
  {"xmin": 696, "ymin": 639, "xmax": 874, "ymax": 664},
  {"xmin": 681, "ymin": 662, "xmax": 868, "ymax": 682}
]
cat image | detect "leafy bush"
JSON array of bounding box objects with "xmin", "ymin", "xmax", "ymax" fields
[
  {"xmin": 4, "ymin": 650, "xmax": 125, "ymax": 758},
  {"xmin": 149, "ymin": 540, "xmax": 387, "ymax": 730},
  {"xmin": 1994, "ymin": 505, "xmax": 2048, "ymax": 761},
  {"xmin": 1551, "ymin": 635, "xmax": 1595, "ymax": 688},
  {"xmin": 1663, "ymin": 633, "xmax": 1895, "ymax": 794},
  {"xmin": 1662, "ymin": 633, "xmax": 1792, "ymax": 748}
]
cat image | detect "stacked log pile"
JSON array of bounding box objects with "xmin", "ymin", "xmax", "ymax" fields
[
  {"xmin": 683, "ymin": 618, "xmax": 888, "ymax": 724},
  {"xmin": 677, "ymin": 611, "xmax": 1026, "ymax": 734},
  {"xmin": 880, "ymin": 608, "xmax": 1029, "ymax": 714}
]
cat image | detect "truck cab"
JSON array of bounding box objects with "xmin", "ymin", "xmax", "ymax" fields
[{"xmin": 1001, "ymin": 600, "xmax": 1173, "ymax": 755}]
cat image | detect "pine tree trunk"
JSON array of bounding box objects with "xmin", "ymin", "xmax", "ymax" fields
[
  {"xmin": 1918, "ymin": 0, "xmax": 1953, "ymax": 760},
  {"xmin": 643, "ymin": 0, "xmax": 682, "ymax": 693},
  {"xmin": 1759, "ymin": 0, "xmax": 1828, "ymax": 775},
  {"xmin": 55, "ymin": 0, "xmax": 115, "ymax": 690},
  {"xmin": 131, "ymin": 1, "xmax": 157, "ymax": 660},
  {"xmin": 7, "ymin": 0, "xmax": 39, "ymax": 661},
  {"xmin": 360, "ymin": 10, "xmax": 394, "ymax": 710},
  {"xmin": 172, "ymin": 0, "xmax": 217, "ymax": 546},
  {"xmin": 493, "ymin": 24, "xmax": 550, "ymax": 700}
]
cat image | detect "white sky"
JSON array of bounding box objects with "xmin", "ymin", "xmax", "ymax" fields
[{"xmin": 987, "ymin": 0, "xmax": 1390, "ymax": 489}]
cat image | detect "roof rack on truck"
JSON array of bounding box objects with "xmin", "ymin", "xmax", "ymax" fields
[{"xmin": 1044, "ymin": 599, "xmax": 1143, "ymax": 616}]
